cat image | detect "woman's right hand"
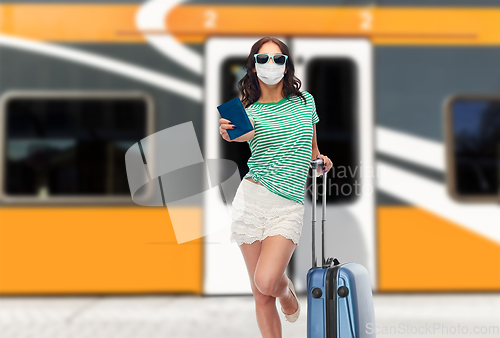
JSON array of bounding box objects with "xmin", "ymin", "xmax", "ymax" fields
[{"xmin": 219, "ymin": 117, "xmax": 236, "ymax": 142}]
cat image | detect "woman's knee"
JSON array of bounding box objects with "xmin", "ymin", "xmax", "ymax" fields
[
  {"xmin": 254, "ymin": 271, "xmax": 280, "ymax": 296},
  {"xmin": 253, "ymin": 288, "xmax": 275, "ymax": 304}
]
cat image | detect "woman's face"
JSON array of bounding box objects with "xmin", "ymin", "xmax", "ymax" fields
[{"xmin": 253, "ymin": 41, "xmax": 288, "ymax": 76}]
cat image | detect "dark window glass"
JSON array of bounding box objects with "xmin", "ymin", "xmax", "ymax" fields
[
  {"xmin": 5, "ymin": 97, "xmax": 147, "ymax": 196},
  {"xmin": 219, "ymin": 58, "xmax": 253, "ymax": 183},
  {"xmin": 307, "ymin": 58, "xmax": 359, "ymax": 203},
  {"xmin": 451, "ymin": 99, "xmax": 500, "ymax": 196}
]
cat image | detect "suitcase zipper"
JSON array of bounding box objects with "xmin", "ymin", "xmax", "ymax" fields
[{"xmin": 325, "ymin": 265, "xmax": 339, "ymax": 338}]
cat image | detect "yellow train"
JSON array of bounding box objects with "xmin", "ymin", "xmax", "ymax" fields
[{"xmin": 0, "ymin": 1, "xmax": 499, "ymax": 295}]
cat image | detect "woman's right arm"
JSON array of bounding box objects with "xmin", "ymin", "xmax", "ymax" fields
[{"xmin": 219, "ymin": 118, "xmax": 255, "ymax": 142}]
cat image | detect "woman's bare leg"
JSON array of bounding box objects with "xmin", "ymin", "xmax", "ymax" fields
[
  {"xmin": 239, "ymin": 240, "xmax": 280, "ymax": 337},
  {"xmin": 256, "ymin": 235, "xmax": 299, "ymax": 314},
  {"xmin": 239, "ymin": 235, "xmax": 299, "ymax": 338}
]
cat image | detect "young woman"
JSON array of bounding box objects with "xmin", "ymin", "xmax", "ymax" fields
[{"xmin": 219, "ymin": 37, "xmax": 332, "ymax": 337}]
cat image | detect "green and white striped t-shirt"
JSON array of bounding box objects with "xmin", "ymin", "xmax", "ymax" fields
[{"xmin": 243, "ymin": 90, "xmax": 320, "ymax": 205}]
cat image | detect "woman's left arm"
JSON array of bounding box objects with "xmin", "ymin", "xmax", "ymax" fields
[
  {"xmin": 311, "ymin": 124, "xmax": 333, "ymax": 174},
  {"xmin": 311, "ymin": 124, "xmax": 320, "ymax": 160}
]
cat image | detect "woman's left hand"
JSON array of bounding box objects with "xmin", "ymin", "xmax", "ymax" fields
[{"xmin": 316, "ymin": 154, "xmax": 333, "ymax": 174}]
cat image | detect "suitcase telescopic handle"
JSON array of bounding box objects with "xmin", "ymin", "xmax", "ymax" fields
[{"xmin": 309, "ymin": 158, "xmax": 327, "ymax": 269}]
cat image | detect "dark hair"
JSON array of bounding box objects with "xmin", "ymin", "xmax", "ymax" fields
[{"xmin": 237, "ymin": 37, "xmax": 306, "ymax": 108}]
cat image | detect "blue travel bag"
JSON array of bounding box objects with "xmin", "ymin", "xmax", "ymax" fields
[{"xmin": 307, "ymin": 158, "xmax": 376, "ymax": 338}]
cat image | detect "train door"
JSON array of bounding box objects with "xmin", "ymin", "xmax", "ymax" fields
[
  {"xmin": 291, "ymin": 38, "xmax": 376, "ymax": 291},
  {"xmin": 204, "ymin": 37, "xmax": 375, "ymax": 294},
  {"xmin": 204, "ymin": 37, "xmax": 287, "ymax": 294}
]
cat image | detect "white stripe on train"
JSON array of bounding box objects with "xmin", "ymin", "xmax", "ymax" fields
[
  {"xmin": 0, "ymin": 34, "xmax": 201, "ymax": 101},
  {"xmin": 136, "ymin": 0, "xmax": 203, "ymax": 76}
]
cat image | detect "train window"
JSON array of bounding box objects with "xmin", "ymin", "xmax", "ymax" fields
[
  {"xmin": 307, "ymin": 58, "xmax": 358, "ymax": 203},
  {"xmin": 0, "ymin": 92, "xmax": 152, "ymax": 203},
  {"xmin": 445, "ymin": 95, "xmax": 500, "ymax": 202},
  {"xmin": 219, "ymin": 58, "xmax": 252, "ymax": 182}
]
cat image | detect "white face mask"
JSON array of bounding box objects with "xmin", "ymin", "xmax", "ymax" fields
[{"xmin": 255, "ymin": 62, "xmax": 286, "ymax": 85}]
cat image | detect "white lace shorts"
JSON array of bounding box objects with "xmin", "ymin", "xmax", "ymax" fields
[{"xmin": 230, "ymin": 179, "xmax": 305, "ymax": 246}]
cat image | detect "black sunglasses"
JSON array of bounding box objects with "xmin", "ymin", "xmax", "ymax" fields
[{"xmin": 254, "ymin": 53, "xmax": 289, "ymax": 66}]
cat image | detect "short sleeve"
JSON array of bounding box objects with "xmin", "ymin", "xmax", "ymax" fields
[
  {"xmin": 245, "ymin": 108, "xmax": 255, "ymax": 124},
  {"xmin": 308, "ymin": 92, "xmax": 320, "ymax": 125}
]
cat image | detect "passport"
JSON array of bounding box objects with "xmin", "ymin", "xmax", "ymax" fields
[{"xmin": 217, "ymin": 97, "xmax": 254, "ymax": 140}]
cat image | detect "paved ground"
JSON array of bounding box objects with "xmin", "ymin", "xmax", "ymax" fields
[{"xmin": 0, "ymin": 293, "xmax": 499, "ymax": 337}]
